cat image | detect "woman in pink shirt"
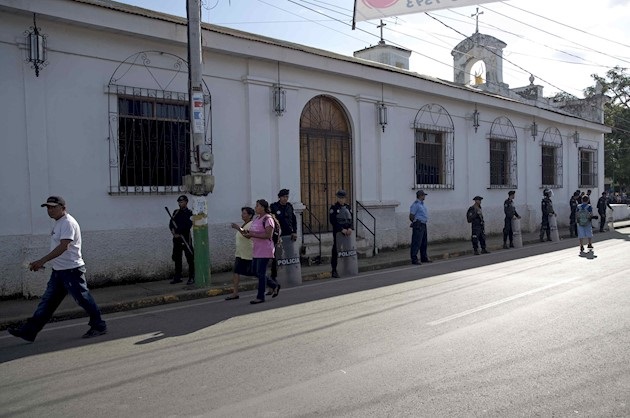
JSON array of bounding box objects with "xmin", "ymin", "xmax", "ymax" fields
[{"xmin": 243, "ymin": 199, "xmax": 280, "ymax": 304}]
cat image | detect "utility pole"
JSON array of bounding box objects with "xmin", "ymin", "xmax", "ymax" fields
[{"xmin": 185, "ymin": 0, "xmax": 214, "ymax": 286}]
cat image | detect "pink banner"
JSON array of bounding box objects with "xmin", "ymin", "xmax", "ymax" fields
[{"xmin": 354, "ymin": 0, "xmax": 501, "ymax": 24}]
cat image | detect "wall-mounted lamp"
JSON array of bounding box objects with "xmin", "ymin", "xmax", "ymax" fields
[
  {"xmin": 573, "ymin": 130, "xmax": 580, "ymax": 146},
  {"xmin": 25, "ymin": 13, "xmax": 47, "ymax": 77},
  {"xmin": 530, "ymin": 119, "xmax": 538, "ymax": 140},
  {"xmin": 273, "ymin": 85, "xmax": 286, "ymax": 116},
  {"xmin": 377, "ymin": 102, "xmax": 388, "ymax": 132},
  {"xmin": 273, "ymin": 62, "xmax": 286, "ymax": 116},
  {"xmin": 472, "ymin": 105, "xmax": 480, "ymax": 133}
]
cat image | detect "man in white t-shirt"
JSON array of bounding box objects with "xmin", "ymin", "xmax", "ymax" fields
[{"xmin": 8, "ymin": 196, "xmax": 107, "ymax": 342}]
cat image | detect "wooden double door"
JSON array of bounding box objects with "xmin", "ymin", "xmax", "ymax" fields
[{"xmin": 300, "ymin": 96, "xmax": 352, "ymax": 233}]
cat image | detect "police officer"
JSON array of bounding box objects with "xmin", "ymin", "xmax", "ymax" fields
[
  {"xmin": 269, "ymin": 189, "xmax": 298, "ymax": 284},
  {"xmin": 502, "ymin": 190, "xmax": 521, "ymax": 249},
  {"xmin": 596, "ymin": 191, "xmax": 613, "ymax": 232},
  {"xmin": 569, "ymin": 191, "xmax": 580, "ymax": 237},
  {"xmin": 329, "ymin": 190, "xmax": 353, "ymax": 278},
  {"xmin": 540, "ymin": 188, "xmax": 555, "ymax": 242},
  {"xmin": 409, "ymin": 190, "xmax": 430, "ymax": 265},
  {"xmin": 169, "ymin": 195, "xmax": 194, "ymax": 285},
  {"xmin": 467, "ymin": 196, "xmax": 489, "ymax": 255}
]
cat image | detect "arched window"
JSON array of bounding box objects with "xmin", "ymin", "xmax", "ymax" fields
[
  {"xmin": 540, "ymin": 127, "xmax": 563, "ymax": 188},
  {"xmin": 412, "ymin": 104, "xmax": 454, "ymax": 189},
  {"xmin": 488, "ymin": 116, "xmax": 517, "ymax": 188}
]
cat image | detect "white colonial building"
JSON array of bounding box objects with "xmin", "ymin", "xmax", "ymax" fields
[{"xmin": 0, "ymin": 0, "xmax": 609, "ymax": 296}]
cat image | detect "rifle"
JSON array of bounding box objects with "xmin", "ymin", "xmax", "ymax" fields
[{"xmin": 165, "ymin": 206, "xmax": 194, "ymax": 255}]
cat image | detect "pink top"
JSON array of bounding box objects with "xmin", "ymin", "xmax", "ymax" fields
[{"xmin": 250, "ymin": 215, "xmax": 276, "ymax": 259}]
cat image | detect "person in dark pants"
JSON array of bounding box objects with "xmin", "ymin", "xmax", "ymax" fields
[
  {"xmin": 596, "ymin": 191, "xmax": 613, "ymax": 232},
  {"xmin": 502, "ymin": 190, "xmax": 521, "ymax": 249},
  {"xmin": 467, "ymin": 196, "xmax": 489, "ymax": 255},
  {"xmin": 569, "ymin": 191, "xmax": 580, "ymax": 237},
  {"xmin": 8, "ymin": 196, "xmax": 107, "ymax": 342},
  {"xmin": 409, "ymin": 190, "xmax": 430, "ymax": 265},
  {"xmin": 170, "ymin": 195, "xmax": 194, "ymax": 285},
  {"xmin": 329, "ymin": 190, "xmax": 353, "ymax": 278},
  {"xmin": 539, "ymin": 188, "xmax": 555, "ymax": 242},
  {"xmin": 269, "ymin": 189, "xmax": 297, "ymax": 290}
]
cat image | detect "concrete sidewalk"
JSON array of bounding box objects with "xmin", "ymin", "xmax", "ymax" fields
[{"xmin": 2, "ymin": 221, "xmax": 628, "ymax": 330}]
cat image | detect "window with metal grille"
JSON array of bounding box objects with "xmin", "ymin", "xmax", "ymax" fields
[
  {"xmin": 540, "ymin": 127, "xmax": 563, "ymax": 188},
  {"xmin": 579, "ymin": 148, "xmax": 597, "ymax": 187},
  {"xmin": 111, "ymin": 94, "xmax": 190, "ymax": 194},
  {"xmin": 488, "ymin": 116, "xmax": 517, "ymax": 188},
  {"xmin": 412, "ymin": 104, "xmax": 454, "ymax": 189}
]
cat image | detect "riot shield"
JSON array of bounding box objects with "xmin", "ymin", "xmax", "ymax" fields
[
  {"xmin": 335, "ymin": 232, "xmax": 358, "ymax": 277},
  {"xmin": 275, "ymin": 236, "xmax": 302, "ymax": 287},
  {"xmin": 511, "ymin": 217, "xmax": 523, "ymax": 248},
  {"xmin": 548, "ymin": 214, "xmax": 560, "ymax": 242}
]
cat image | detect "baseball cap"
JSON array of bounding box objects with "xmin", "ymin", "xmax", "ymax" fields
[
  {"xmin": 278, "ymin": 189, "xmax": 290, "ymax": 197},
  {"xmin": 416, "ymin": 190, "xmax": 427, "ymax": 196},
  {"xmin": 473, "ymin": 196, "xmax": 483, "ymax": 201},
  {"xmin": 41, "ymin": 196, "xmax": 66, "ymax": 207}
]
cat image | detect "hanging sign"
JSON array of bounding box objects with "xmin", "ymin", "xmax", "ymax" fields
[{"xmin": 192, "ymin": 92, "xmax": 204, "ymax": 134}]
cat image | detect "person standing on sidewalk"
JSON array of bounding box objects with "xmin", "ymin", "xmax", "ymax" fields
[
  {"xmin": 409, "ymin": 190, "xmax": 430, "ymax": 265},
  {"xmin": 502, "ymin": 190, "xmax": 521, "ymax": 249},
  {"xmin": 244, "ymin": 199, "xmax": 280, "ymax": 304},
  {"xmin": 467, "ymin": 196, "xmax": 489, "ymax": 255},
  {"xmin": 539, "ymin": 188, "xmax": 555, "ymax": 242},
  {"xmin": 269, "ymin": 189, "xmax": 297, "ymax": 291},
  {"xmin": 596, "ymin": 192, "xmax": 613, "ymax": 232},
  {"xmin": 8, "ymin": 196, "xmax": 107, "ymax": 342},
  {"xmin": 329, "ymin": 190, "xmax": 353, "ymax": 278},
  {"xmin": 169, "ymin": 195, "xmax": 194, "ymax": 285}
]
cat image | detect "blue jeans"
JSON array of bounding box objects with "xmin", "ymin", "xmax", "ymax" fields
[
  {"xmin": 410, "ymin": 222, "xmax": 428, "ymax": 262},
  {"xmin": 22, "ymin": 266, "xmax": 106, "ymax": 336},
  {"xmin": 252, "ymin": 258, "xmax": 278, "ymax": 300}
]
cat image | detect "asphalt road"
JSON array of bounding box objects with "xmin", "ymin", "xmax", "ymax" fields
[{"xmin": 1, "ymin": 229, "xmax": 629, "ymax": 417}]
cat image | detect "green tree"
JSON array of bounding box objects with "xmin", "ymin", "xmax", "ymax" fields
[{"xmin": 585, "ymin": 66, "xmax": 630, "ymax": 190}]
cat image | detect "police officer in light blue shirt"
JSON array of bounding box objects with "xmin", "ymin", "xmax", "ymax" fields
[{"xmin": 409, "ymin": 190, "xmax": 430, "ymax": 265}]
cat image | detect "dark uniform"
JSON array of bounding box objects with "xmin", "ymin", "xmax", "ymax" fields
[
  {"xmin": 329, "ymin": 191, "xmax": 353, "ymax": 277},
  {"xmin": 596, "ymin": 193, "xmax": 612, "ymax": 232},
  {"xmin": 569, "ymin": 192, "xmax": 579, "ymax": 237},
  {"xmin": 539, "ymin": 189, "xmax": 555, "ymax": 242},
  {"xmin": 170, "ymin": 197, "xmax": 194, "ymax": 284},
  {"xmin": 466, "ymin": 196, "xmax": 488, "ymax": 255},
  {"xmin": 270, "ymin": 190, "xmax": 297, "ymax": 280},
  {"xmin": 502, "ymin": 192, "xmax": 520, "ymax": 248}
]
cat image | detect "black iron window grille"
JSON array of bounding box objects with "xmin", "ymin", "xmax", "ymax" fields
[
  {"xmin": 579, "ymin": 148, "xmax": 598, "ymax": 187},
  {"xmin": 108, "ymin": 87, "xmax": 191, "ymax": 195},
  {"xmin": 540, "ymin": 127, "xmax": 563, "ymax": 188},
  {"xmin": 488, "ymin": 116, "xmax": 517, "ymax": 189},
  {"xmin": 412, "ymin": 104, "xmax": 454, "ymax": 190}
]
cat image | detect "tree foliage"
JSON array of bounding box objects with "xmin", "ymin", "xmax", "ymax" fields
[{"xmin": 585, "ymin": 66, "xmax": 630, "ymax": 189}]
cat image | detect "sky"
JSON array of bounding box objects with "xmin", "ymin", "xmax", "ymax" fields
[{"xmin": 114, "ymin": 0, "xmax": 630, "ymax": 98}]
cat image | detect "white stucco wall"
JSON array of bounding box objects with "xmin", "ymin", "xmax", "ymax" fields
[{"xmin": 0, "ymin": 0, "xmax": 609, "ymax": 296}]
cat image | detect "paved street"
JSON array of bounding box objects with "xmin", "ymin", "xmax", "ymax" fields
[{"xmin": 1, "ymin": 229, "xmax": 629, "ymax": 417}]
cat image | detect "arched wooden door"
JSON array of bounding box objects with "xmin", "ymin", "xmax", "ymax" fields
[{"xmin": 300, "ymin": 95, "xmax": 352, "ymax": 233}]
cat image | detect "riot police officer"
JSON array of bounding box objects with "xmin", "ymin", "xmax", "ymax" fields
[
  {"xmin": 540, "ymin": 188, "xmax": 556, "ymax": 242},
  {"xmin": 502, "ymin": 190, "xmax": 521, "ymax": 249},
  {"xmin": 329, "ymin": 190, "xmax": 353, "ymax": 278},
  {"xmin": 269, "ymin": 189, "xmax": 298, "ymax": 284},
  {"xmin": 467, "ymin": 196, "xmax": 489, "ymax": 255}
]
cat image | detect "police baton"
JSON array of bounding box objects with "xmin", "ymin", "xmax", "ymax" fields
[{"xmin": 164, "ymin": 206, "xmax": 194, "ymax": 255}]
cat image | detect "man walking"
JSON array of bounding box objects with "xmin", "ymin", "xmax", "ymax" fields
[
  {"xmin": 569, "ymin": 191, "xmax": 580, "ymax": 238},
  {"xmin": 409, "ymin": 190, "xmax": 430, "ymax": 265},
  {"xmin": 8, "ymin": 196, "xmax": 107, "ymax": 342},
  {"xmin": 502, "ymin": 190, "xmax": 521, "ymax": 249},
  {"xmin": 169, "ymin": 195, "xmax": 194, "ymax": 285},
  {"xmin": 269, "ymin": 189, "xmax": 297, "ymax": 283},
  {"xmin": 467, "ymin": 196, "xmax": 489, "ymax": 255},
  {"xmin": 596, "ymin": 191, "xmax": 613, "ymax": 232}
]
